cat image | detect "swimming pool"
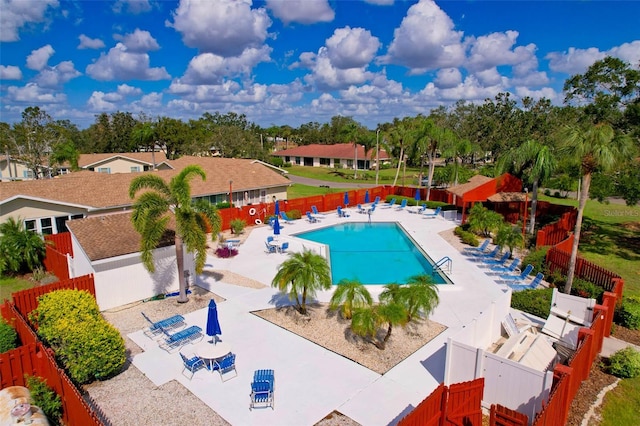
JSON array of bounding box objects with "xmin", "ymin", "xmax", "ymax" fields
[{"xmin": 294, "ymin": 222, "xmax": 450, "ymax": 285}]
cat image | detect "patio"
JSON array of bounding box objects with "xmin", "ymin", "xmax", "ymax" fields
[{"xmin": 128, "ymin": 204, "xmax": 510, "ymax": 425}]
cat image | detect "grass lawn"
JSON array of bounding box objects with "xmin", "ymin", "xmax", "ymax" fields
[
  {"xmin": 0, "ymin": 275, "xmax": 35, "ymax": 301},
  {"xmin": 286, "ymin": 165, "xmax": 422, "ymax": 186},
  {"xmin": 538, "ymin": 194, "xmax": 640, "ymax": 298},
  {"xmin": 600, "ymin": 376, "xmax": 640, "ymax": 426},
  {"xmin": 287, "ymin": 183, "xmax": 347, "ymax": 199}
]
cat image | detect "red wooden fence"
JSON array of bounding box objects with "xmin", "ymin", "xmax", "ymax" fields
[
  {"xmin": 531, "ymin": 367, "xmax": 571, "ymax": 426},
  {"xmin": 490, "ymin": 404, "xmax": 528, "ymax": 426},
  {"xmin": 45, "ymin": 232, "xmax": 73, "ymax": 256},
  {"xmin": 536, "ymin": 209, "xmax": 577, "ymax": 248},
  {"xmin": 397, "ymin": 379, "xmax": 484, "ymax": 426},
  {"xmin": 11, "ymin": 274, "xmax": 96, "ymax": 325}
]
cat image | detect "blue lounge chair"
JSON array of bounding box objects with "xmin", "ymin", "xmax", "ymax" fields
[
  {"xmin": 368, "ymin": 204, "xmax": 376, "ymax": 214},
  {"xmin": 337, "ymin": 206, "xmax": 349, "ymax": 217},
  {"xmin": 265, "ymin": 241, "xmax": 277, "ymax": 254},
  {"xmin": 463, "ymin": 239, "xmax": 490, "ymax": 254},
  {"xmin": 411, "ymin": 204, "xmax": 427, "ymax": 214},
  {"xmin": 311, "ymin": 205, "xmax": 325, "ymax": 216},
  {"xmin": 499, "ymin": 264, "xmax": 535, "ymax": 283},
  {"xmin": 508, "ymin": 272, "xmax": 544, "ymax": 292},
  {"xmin": 395, "ymin": 199, "xmax": 408, "ymax": 211},
  {"xmin": 468, "ymin": 245, "xmax": 501, "ymax": 260},
  {"xmin": 141, "ymin": 312, "xmax": 186, "ymax": 338},
  {"xmin": 250, "ymin": 369, "xmax": 275, "ymax": 410},
  {"xmin": 357, "ymin": 204, "xmax": 366, "ymax": 214},
  {"xmin": 423, "ymin": 206, "xmax": 442, "ymax": 218},
  {"xmin": 180, "ymin": 352, "xmax": 207, "ymax": 379},
  {"xmin": 382, "ymin": 198, "xmax": 396, "ymax": 208},
  {"xmin": 372, "ymin": 196, "xmax": 380, "ymax": 205},
  {"xmin": 280, "ymin": 212, "xmax": 295, "ymax": 223},
  {"xmin": 213, "ymin": 353, "xmax": 238, "ymax": 382},
  {"xmin": 482, "ymin": 251, "xmax": 511, "ymax": 267},
  {"xmin": 306, "ymin": 211, "xmax": 318, "ymax": 223},
  {"xmin": 279, "ymin": 242, "xmax": 289, "ymax": 254},
  {"xmin": 486, "ymin": 258, "xmax": 520, "ymax": 274},
  {"xmin": 159, "ymin": 325, "xmax": 203, "ymax": 353}
]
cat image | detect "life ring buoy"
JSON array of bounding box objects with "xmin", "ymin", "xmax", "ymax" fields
[
  {"xmin": 255, "ymin": 219, "xmax": 263, "ymax": 225},
  {"xmin": 249, "ymin": 208, "xmax": 257, "ymax": 216}
]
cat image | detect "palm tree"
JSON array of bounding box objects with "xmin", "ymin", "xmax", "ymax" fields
[
  {"xmin": 350, "ymin": 302, "xmax": 408, "ymax": 350},
  {"xmin": 129, "ymin": 165, "xmax": 221, "ymax": 303},
  {"xmin": 0, "ymin": 217, "xmax": 46, "ymax": 274},
  {"xmin": 414, "ymin": 119, "xmax": 456, "ymax": 201},
  {"xmin": 404, "ymin": 275, "xmax": 440, "ymax": 321},
  {"xmin": 496, "ymin": 139, "xmax": 556, "ymax": 234},
  {"xmin": 494, "ymin": 223, "xmax": 524, "ymax": 259},
  {"xmin": 559, "ymin": 123, "xmax": 635, "ymax": 294},
  {"xmin": 329, "ymin": 279, "xmax": 373, "ymax": 319},
  {"xmin": 271, "ymin": 249, "xmax": 332, "ymax": 315}
]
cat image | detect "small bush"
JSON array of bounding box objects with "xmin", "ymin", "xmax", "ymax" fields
[
  {"xmin": 553, "ymin": 191, "xmax": 561, "ymax": 198},
  {"xmin": 544, "ymin": 189, "xmax": 551, "ymax": 196},
  {"xmin": 616, "ymin": 296, "xmax": 640, "ymax": 330},
  {"xmin": 286, "ymin": 209, "xmax": 302, "ymax": 220},
  {"xmin": 30, "ymin": 289, "xmax": 126, "ymax": 384},
  {"xmin": 571, "ymin": 278, "xmax": 604, "ymax": 302},
  {"xmin": 215, "ymin": 201, "xmax": 232, "ymax": 209},
  {"xmin": 0, "ymin": 318, "xmax": 18, "ymax": 353},
  {"xmin": 606, "ymin": 347, "xmax": 640, "ymax": 378},
  {"xmin": 230, "ymin": 218, "xmax": 246, "ymax": 235},
  {"xmin": 269, "ymin": 156, "xmax": 284, "ymax": 167},
  {"xmin": 511, "ymin": 288, "xmax": 554, "ymax": 318},
  {"xmin": 26, "ymin": 375, "xmax": 63, "ymax": 425},
  {"xmin": 521, "ymin": 247, "xmax": 549, "ymax": 275},
  {"xmin": 215, "ymin": 247, "xmax": 238, "ymax": 258},
  {"xmin": 454, "ymin": 226, "xmax": 480, "ymax": 246}
]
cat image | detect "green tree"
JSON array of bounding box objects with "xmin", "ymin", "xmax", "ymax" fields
[
  {"xmin": 271, "ymin": 249, "xmax": 332, "ymax": 315},
  {"xmin": 129, "ymin": 165, "xmax": 221, "ymax": 303},
  {"xmin": 558, "ymin": 123, "xmax": 636, "ymax": 293},
  {"xmin": 350, "ymin": 302, "xmax": 408, "ymax": 350},
  {"xmin": 131, "ymin": 121, "xmax": 157, "ymax": 168},
  {"xmin": 494, "ymin": 223, "xmax": 524, "ymax": 258},
  {"xmin": 329, "ymin": 279, "xmax": 373, "ymax": 319},
  {"xmin": 0, "ymin": 217, "xmax": 46, "ymax": 274},
  {"xmin": 11, "ymin": 107, "xmax": 56, "ymax": 178},
  {"xmin": 467, "ymin": 203, "xmax": 504, "ymax": 237},
  {"xmin": 403, "ymin": 275, "xmax": 440, "ymax": 321}
]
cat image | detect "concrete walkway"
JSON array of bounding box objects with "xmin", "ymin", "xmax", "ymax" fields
[
  {"xmin": 128, "ymin": 205, "xmax": 520, "ymax": 426},
  {"xmin": 601, "ymin": 336, "xmax": 640, "ymax": 357}
]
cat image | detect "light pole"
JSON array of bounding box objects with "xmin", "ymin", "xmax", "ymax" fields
[
  {"xmin": 354, "ymin": 142, "xmax": 358, "ymax": 179},
  {"xmin": 522, "ymin": 187, "xmax": 528, "ymax": 240},
  {"xmin": 229, "ymin": 180, "xmax": 233, "ymax": 206},
  {"xmin": 375, "ymin": 129, "xmax": 380, "ymax": 185}
]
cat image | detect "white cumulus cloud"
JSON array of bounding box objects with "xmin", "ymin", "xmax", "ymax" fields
[
  {"xmin": 181, "ymin": 46, "xmax": 272, "ymax": 85},
  {"xmin": 26, "ymin": 45, "xmax": 55, "ymax": 71},
  {"xmin": 0, "ymin": 0, "xmax": 58, "ymax": 42},
  {"xmin": 86, "ymin": 42, "xmax": 170, "ymax": 81},
  {"xmin": 325, "ymin": 27, "xmax": 380, "ymax": 69},
  {"xmin": 78, "ymin": 34, "xmax": 105, "ymax": 50},
  {"xmin": 115, "ymin": 28, "xmax": 160, "ymax": 53},
  {"xmin": 168, "ymin": 0, "xmax": 272, "ymax": 57},
  {"xmin": 0, "ymin": 65, "xmax": 22, "ymax": 80},
  {"xmin": 33, "ymin": 61, "xmax": 81, "ymax": 88},
  {"xmin": 266, "ymin": 0, "xmax": 334, "ymax": 25}
]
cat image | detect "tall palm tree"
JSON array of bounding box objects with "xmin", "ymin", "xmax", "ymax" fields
[
  {"xmin": 559, "ymin": 123, "xmax": 635, "ymax": 294},
  {"xmin": 496, "ymin": 139, "xmax": 556, "ymax": 234},
  {"xmin": 129, "ymin": 165, "xmax": 221, "ymax": 303},
  {"xmin": 329, "ymin": 279, "xmax": 373, "ymax": 319},
  {"xmin": 414, "ymin": 119, "xmax": 456, "ymax": 200},
  {"xmin": 271, "ymin": 249, "xmax": 331, "ymax": 314}
]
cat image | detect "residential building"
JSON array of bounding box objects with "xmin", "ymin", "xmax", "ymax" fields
[{"xmin": 272, "ymin": 143, "xmax": 390, "ymax": 170}]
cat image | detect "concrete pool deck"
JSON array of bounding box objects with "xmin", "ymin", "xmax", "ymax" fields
[{"xmin": 129, "ymin": 205, "xmax": 511, "ymax": 425}]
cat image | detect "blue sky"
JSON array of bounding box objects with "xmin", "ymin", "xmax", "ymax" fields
[{"xmin": 1, "ymin": 0, "xmax": 639, "ymax": 130}]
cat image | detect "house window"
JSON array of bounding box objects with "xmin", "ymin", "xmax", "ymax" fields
[
  {"xmin": 346, "ymin": 160, "xmax": 353, "ymax": 168},
  {"xmin": 284, "ymin": 156, "xmax": 290, "ymax": 163},
  {"xmin": 131, "ymin": 166, "xmax": 141, "ymax": 172},
  {"xmin": 319, "ymin": 158, "xmax": 330, "ymax": 166},
  {"xmin": 23, "ymin": 170, "xmax": 34, "ymax": 179},
  {"xmin": 260, "ymin": 190, "xmax": 266, "ymax": 203},
  {"xmin": 295, "ymin": 157, "xmax": 301, "ymax": 165},
  {"xmin": 24, "ymin": 214, "xmax": 84, "ymax": 235},
  {"xmin": 334, "ymin": 159, "xmax": 340, "ymax": 167},
  {"xmin": 40, "ymin": 218, "xmax": 53, "ymax": 235},
  {"xmin": 98, "ymin": 167, "xmax": 111, "ymax": 174},
  {"xmin": 25, "ymin": 220, "xmax": 36, "ymax": 232}
]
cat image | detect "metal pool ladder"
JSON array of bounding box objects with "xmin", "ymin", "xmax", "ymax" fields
[{"xmin": 434, "ymin": 256, "xmax": 452, "ymax": 275}]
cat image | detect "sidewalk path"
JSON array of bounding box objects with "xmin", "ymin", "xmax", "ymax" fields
[{"xmin": 600, "ymin": 336, "xmax": 640, "ymax": 357}]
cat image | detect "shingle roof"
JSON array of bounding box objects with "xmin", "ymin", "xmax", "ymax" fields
[
  {"xmin": 67, "ymin": 212, "xmax": 176, "ymax": 261},
  {"xmin": 446, "ymin": 175, "xmax": 494, "ymax": 197},
  {"xmin": 77, "ymin": 152, "xmax": 169, "ymax": 168},
  {"xmin": 273, "ymin": 144, "xmax": 390, "ymax": 160},
  {"xmin": 487, "ymin": 192, "xmax": 527, "ymax": 202},
  {"xmin": 0, "ymin": 156, "xmax": 290, "ymax": 210}
]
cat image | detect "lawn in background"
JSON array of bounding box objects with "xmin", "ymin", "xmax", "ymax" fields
[
  {"xmin": 287, "ymin": 165, "xmax": 422, "ymax": 186},
  {"xmin": 287, "ymin": 183, "xmax": 347, "ymax": 199},
  {"xmin": 0, "ymin": 275, "xmax": 35, "ymax": 301},
  {"xmin": 538, "ymin": 194, "xmax": 640, "ymax": 298}
]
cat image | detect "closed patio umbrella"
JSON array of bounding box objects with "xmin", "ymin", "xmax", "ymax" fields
[
  {"xmin": 364, "ymin": 190, "xmax": 370, "ymax": 204},
  {"xmin": 344, "ymin": 192, "xmax": 349, "ymax": 207},
  {"xmin": 274, "ymin": 200, "xmax": 280, "ymax": 217},
  {"xmin": 415, "ymin": 188, "xmax": 421, "ymax": 202},
  {"xmin": 273, "ymin": 217, "xmax": 281, "ymax": 237},
  {"xmin": 206, "ymin": 299, "xmax": 222, "ymax": 344}
]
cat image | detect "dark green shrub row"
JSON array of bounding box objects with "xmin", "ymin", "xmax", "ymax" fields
[
  {"xmin": 383, "ymin": 195, "xmax": 454, "ymax": 210},
  {"xmin": 605, "ymin": 347, "xmax": 640, "ymax": 378},
  {"xmin": 572, "ymin": 278, "xmax": 605, "ymax": 302},
  {"xmin": 510, "ymin": 288, "xmax": 554, "ymax": 319},
  {"xmin": 0, "ymin": 318, "xmax": 18, "ymax": 353},
  {"xmin": 616, "ymin": 296, "xmax": 640, "ymax": 330},
  {"xmin": 30, "ymin": 289, "xmax": 126, "ymax": 384},
  {"xmin": 521, "ymin": 247, "xmax": 549, "ymax": 276},
  {"xmin": 454, "ymin": 226, "xmax": 480, "ymax": 246},
  {"xmin": 269, "ymin": 156, "xmax": 284, "ymax": 167},
  {"xmin": 26, "ymin": 375, "xmax": 63, "ymax": 425},
  {"xmin": 215, "ymin": 201, "xmax": 232, "ymax": 209}
]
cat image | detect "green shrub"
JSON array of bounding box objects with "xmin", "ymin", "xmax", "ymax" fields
[
  {"xmin": 544, "ymin": 189, "xmax": 551, "ymax": 196},
  {"xmin": 522, "ymin": 247, "xmax": 550, "ymax": 277},
  {"xmin": 30, "ymin": 289, "xmax": 126, "ymax": 384},
  {"xmin": 0, "ymin": 318, "xmax": 18, "ymax": 353},
  {"xmin": 230, "ymin": 218, "xmax": 246, "ymax": 235},
  {"xmin": 215, "ymin": 201, "xmax": 232, "ymax": 209},
  {"xmin": 571, "ymin": 278, "xmax": 605, "ymax": 302},
  {"xmin": 269, "ymin": 156, "xmax": 284, "ymax": 167},
  {"xmin": 511, "ymin": 288, "xmax": 554, "ymax": 318},
  {"xmin": 606, "ymin": 347, "xmax": 640, "ymax": 378},
  {"xmin": 26, "ymin": 375, "xmax": 62, "ymax": 425},
  {"xmin": 454, "ymin": 227, "xmax": 480, "ymax": 246},
  {"xmin": 616, "ymin": 296, "xmax": 640, "ymax": 330},
  {"xmin": 286, "ymin": 209, "xmax": 302, "ymax": 220}
]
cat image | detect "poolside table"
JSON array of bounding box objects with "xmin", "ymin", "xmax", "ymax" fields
[{"xmin": 196, "ymin": 341, "xmax": 232, "ymax": 372}]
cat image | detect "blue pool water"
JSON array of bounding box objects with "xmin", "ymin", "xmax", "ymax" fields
[{"xmin": 295, "ymin": 222, "xmax": 449, "ymax": 285}]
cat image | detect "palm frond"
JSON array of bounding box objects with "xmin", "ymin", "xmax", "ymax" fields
[{"xmin": 128, "ymin": 174, "xmax": 172, "ymax": 200}]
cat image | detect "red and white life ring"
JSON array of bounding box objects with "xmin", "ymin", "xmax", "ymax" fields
[
  {"xmin": 249, "ymin": 208, "xmax": 257, "ymax": 216},
  {"xmin": 255, "ymin": 219, "xmax": 263, "ymax": 225}
]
